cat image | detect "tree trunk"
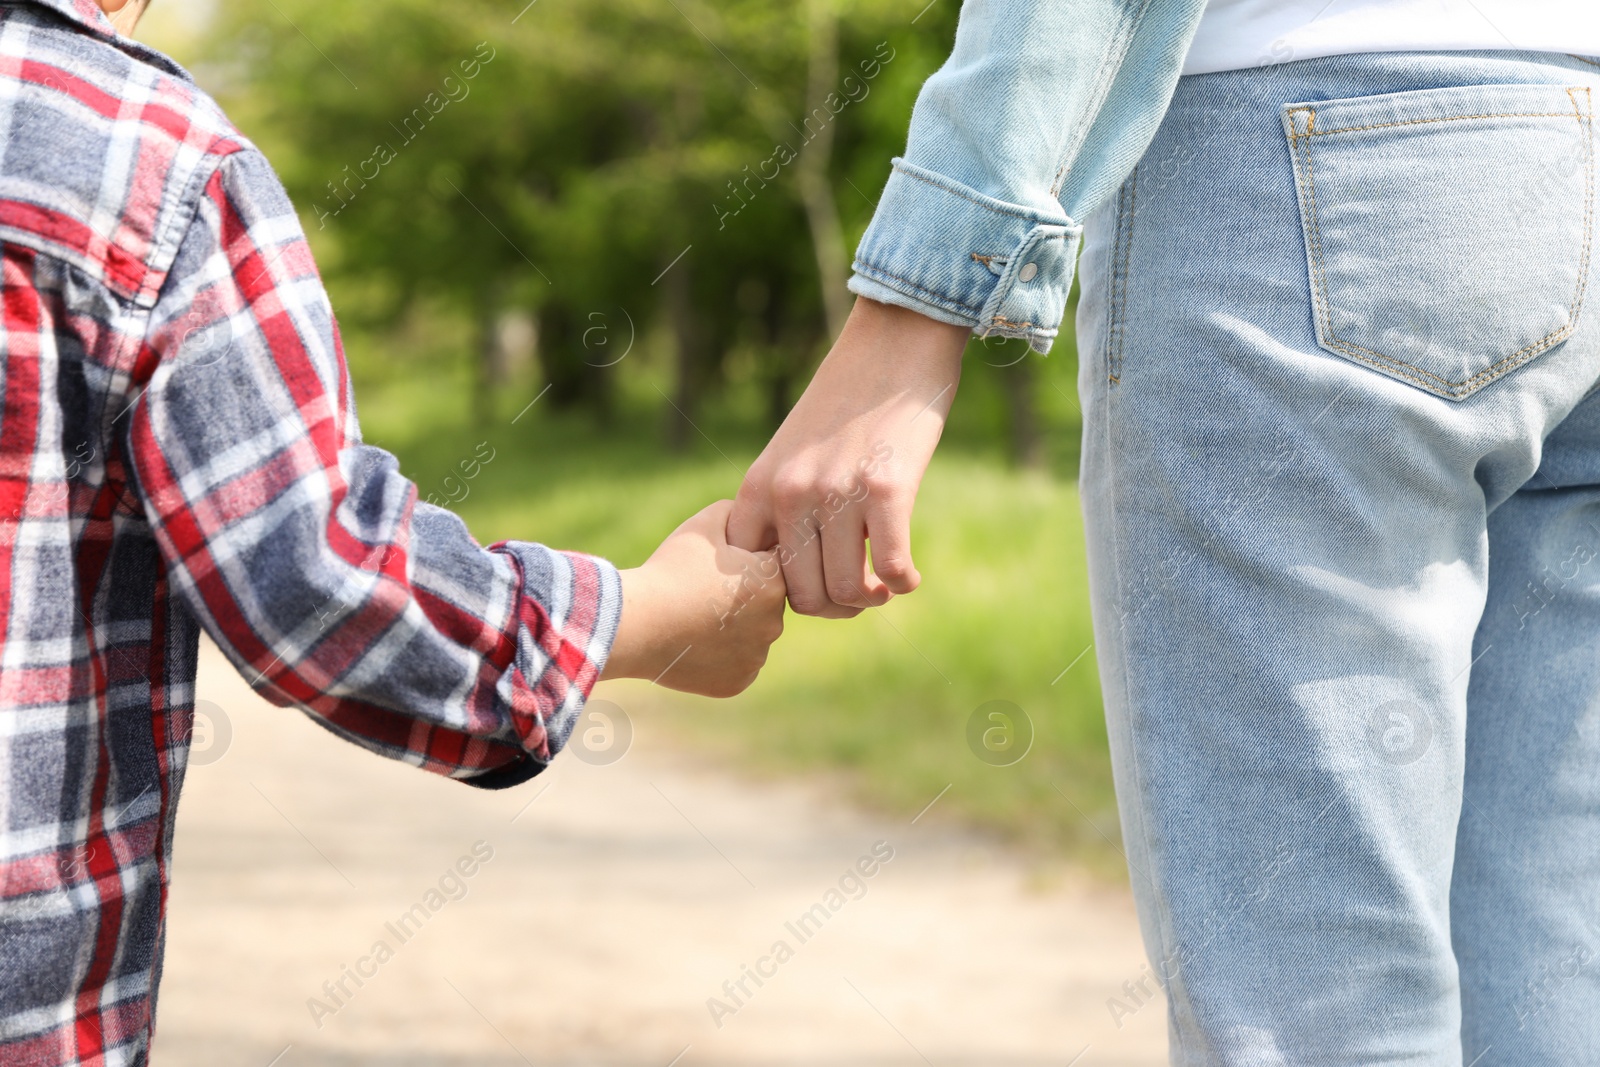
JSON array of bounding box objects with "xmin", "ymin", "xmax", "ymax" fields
[
  {"xmin": 762, "ymin": 280, "xmax": 823, "ymax": 430},
  {"xmin": 534, "ymin": 303, "xmax": 612, "ymax": 420},
  {"xmin": 1000, "ymin": 355, "xmax": 1046, "ymax": 470},
  {"xmin": 664, "ymin": 263, "xmax": 701, "ymax": 451},
  {"xmin": 795, "ymin": 0, "xmax": 850, "ymax": 339},
  {"xmin": 473, "ymin": 296, "xmax": 499, "ymax": 426}
]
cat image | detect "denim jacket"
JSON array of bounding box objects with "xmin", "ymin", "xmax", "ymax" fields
[{"xmin": 848, "ymin": 0, "xmax": 1208, "ymax": 353}]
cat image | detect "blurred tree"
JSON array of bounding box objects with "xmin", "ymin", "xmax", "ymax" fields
[{"xmin": 203, "ymin": 0, "xmax": 971, "ymax": 439}]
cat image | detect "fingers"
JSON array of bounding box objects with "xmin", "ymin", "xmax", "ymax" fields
[
  {"xmin": 727, "ymin": 475, "xmax": 777, "ymax": 552},
  {"xmin": 685, "ymin": 483, "xmax": 913, "ymax": 617},
  {"xmin": 865, "ymin": 490, "xmax": 920, "ymax": 595},
  {"xmin": 671, "ymin": 499, "xmax": 785, "ymax": 621},
  {"xmin": 625, "ymin": 503, "xmax": 787, "ymax": 698},
  {"xmin": 683, "ymin": 544, "xmax": 785, "ymax": 698},
  {"xmin": 746, "ymin": 548, "xmax": 787, "ymax": 634},
  {"xmin": 822, "ymin": 511, "xmax": 889, "ymax": 609},
  {"xmin": 777, "ymin": 511, "xmax": 862, "ymax": 620},
  {"xmin": 686, "ymin": 498, "xmax": 737, "ymax": 539},
  {"xmin": 704, "ymin": 501, "xmax": 787, "ymax": 624}
]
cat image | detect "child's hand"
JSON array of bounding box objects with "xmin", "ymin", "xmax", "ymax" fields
[{"xmin": 600, "ymin": 500, "xmax": 786, "ymax": 698}]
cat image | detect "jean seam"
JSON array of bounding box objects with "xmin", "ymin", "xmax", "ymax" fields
[
  {"xmin": 1049, "ymin": 0, "xmax": 1148, "ymax": 198},
  {"xmin": 1105, "ymin": 167, "xmax": 1139, "ymax": 385},
  {"xmin": 889, "ymin": 159, "xmax": 1072, "ymax": 227},
  {"xmin": 1288, "ymin": 89, "xmax": 1595, "ymax": 398},
  {"xmin": 1096, "ymin": 354, "xmax": 1189, "ymax": 1061}
]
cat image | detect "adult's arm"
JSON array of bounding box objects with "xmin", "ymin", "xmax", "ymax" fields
[{"xmin": 729, "ymin": 0, "xmax": 1207, "ymax": 616}]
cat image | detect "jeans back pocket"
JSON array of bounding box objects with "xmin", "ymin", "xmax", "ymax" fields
[{"xmin": 1283, "ymin": 84, "xmax": 1594, "ymax": 400}]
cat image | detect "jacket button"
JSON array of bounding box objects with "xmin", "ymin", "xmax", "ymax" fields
[{"xmin": 1018, "ymin": 262, "xmax": 1039, "ymax": 282}]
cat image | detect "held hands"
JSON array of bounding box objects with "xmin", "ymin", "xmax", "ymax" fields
[
  {"xmin": 599, "ymin": 298, "xmax": 966, "ymax": 700},
  {"xmin": 727, "ymin": 298, "xmax": 969, "ymax": 617},
  {"xmin": 601, "ymin": 501, "xmax": 786, "ymax": 698}
]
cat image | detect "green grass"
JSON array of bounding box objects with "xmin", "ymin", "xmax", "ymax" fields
[
  {"xmin": 353, "ymin": 361, "xmax": 1123, "ymax": 874},
  {"xmin": 137, "ymin": 0, "xmax": 1126, "ymax": 872},
  {"xmin": 676, "ymin": 458, "xmax": 1120, "ymax": 870}
]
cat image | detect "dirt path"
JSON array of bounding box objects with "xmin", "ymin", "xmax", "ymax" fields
[{"xmin": 149, "ymin": 640, "xmax": 1168, "ymax": 1066}]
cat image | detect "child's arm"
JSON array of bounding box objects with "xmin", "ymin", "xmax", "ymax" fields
[{"xmin": 126, "ymin": 148, "xmax": 780, "ymax": 787}]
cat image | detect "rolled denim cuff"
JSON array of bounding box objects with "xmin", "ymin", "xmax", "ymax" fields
[{"xmin": 848, "ymin": 158, "xmax": 1083, "ymax": 354}]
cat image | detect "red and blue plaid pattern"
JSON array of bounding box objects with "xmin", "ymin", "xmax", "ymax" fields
[{"xmin": 0, "ymin": 3, "xmax": 621, "ymax": 1062}]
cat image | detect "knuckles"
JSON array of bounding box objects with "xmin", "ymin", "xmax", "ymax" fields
[
  {"xmin": 693, "ymin": 448, "xmax": 917, "ymax": 694},
  {"xmin": 826, "ymin": 581, "xmax": 866, "ymax": 607},
  {"xmin": 769, "ymin": 471, "xmax": 817, "ymax": 515},
  {"xmin": 857, "ymin": 469, "xmax": 897, "ymax": 500},
  {"xmin": 872, "ymin": 558, "xmax": 918, "ymax": 589},
  {"xmin": 768, "ymin": 466, "xmax": 897, "ymax": 518},
  {"xmin": 785, "ymin": 592, "xmax": 828, "ymax": 616}
]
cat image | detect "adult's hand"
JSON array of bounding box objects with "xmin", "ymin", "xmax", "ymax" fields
[{"xmin": 728, "ymin": 297, "xmax": 969, "ymax": 618}]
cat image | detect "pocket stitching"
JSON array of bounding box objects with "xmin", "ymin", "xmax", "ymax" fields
[
  {"xmin": 1288, "ymin": 88, "xmax": 1595, "ymax": 398},
  {"xmin": 1305, "ymin": 111, "xmax": 1575, "ymax": 138}
]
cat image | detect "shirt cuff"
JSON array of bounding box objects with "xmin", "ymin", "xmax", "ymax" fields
[
  {"xmin": 528, "ymin": 549, "xmax": 624, "ymax": 758},
  {"xmin": 462, "ymin": 546, "xmax": 623, "ymax": 789},
  {"xmin": 848, "ymin": 158, "xmax": 1083, "ymax": 354},
  {"xmin": 459, "ymin": 754, "xmax": 544, "ymax": 790}
]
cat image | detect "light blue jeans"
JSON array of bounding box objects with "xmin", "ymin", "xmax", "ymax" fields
[{"xmin": 1077, "ymin": 51, "xmax": 1600, "ymax": 1064}]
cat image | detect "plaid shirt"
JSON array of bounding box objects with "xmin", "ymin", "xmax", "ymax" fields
[{"xmin": 0, "ymin": 2, "xmax": 622, "ymax": 1062}]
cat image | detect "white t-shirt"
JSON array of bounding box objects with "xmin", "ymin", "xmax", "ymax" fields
[{"xmin": 1184, "ymin": 0, "xmax": 1600, "ymax": 75}]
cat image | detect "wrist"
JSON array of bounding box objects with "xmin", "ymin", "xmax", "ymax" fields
[
  {"xmin": 601, "ymin": 566, "xmax": 670, "ymax": 681},
  {"xmin": 847, "ymin": 296, "xmax": 970, "ymax": 371}
]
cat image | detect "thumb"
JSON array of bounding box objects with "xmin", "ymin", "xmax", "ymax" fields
[
  {"xmin": 687, "ymin": 499, "xmax": 737, "ymax": 542},
  {"xmin": 726, "ymin": 487, "xmax": 777, "ymax": 553},
  {"xmin": 750, "ymin": 546, "xmax": 785, "ymax": 586}
]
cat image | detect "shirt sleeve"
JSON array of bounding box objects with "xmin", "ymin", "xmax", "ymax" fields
[
  {"xmin": 125, "ymin": 147, "xmax": 623, "ymax": 789},
  {"xmin": 848, "ymin": 0, "xmax": 1207, "ymax": 353}
]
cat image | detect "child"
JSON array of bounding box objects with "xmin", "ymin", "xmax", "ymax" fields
[{"xmin": 0, "ymin": 1, "xmax": 786, "ymax": 1062}]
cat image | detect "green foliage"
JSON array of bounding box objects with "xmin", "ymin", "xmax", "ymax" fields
[
  {"xmin": 351, "ymin": 374, "xmax": 1119, "ymax": 870},
  {"xmin": 181, "ymin": 0, "xmax": 1086, "ymax": 465},
  {"xmin": 200, "ymin": 0, "xmax": 977, "ymax": 423},
  {"xmin": 156, "ymin": 2, "xmax": 1116, "ymax": 862}
]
